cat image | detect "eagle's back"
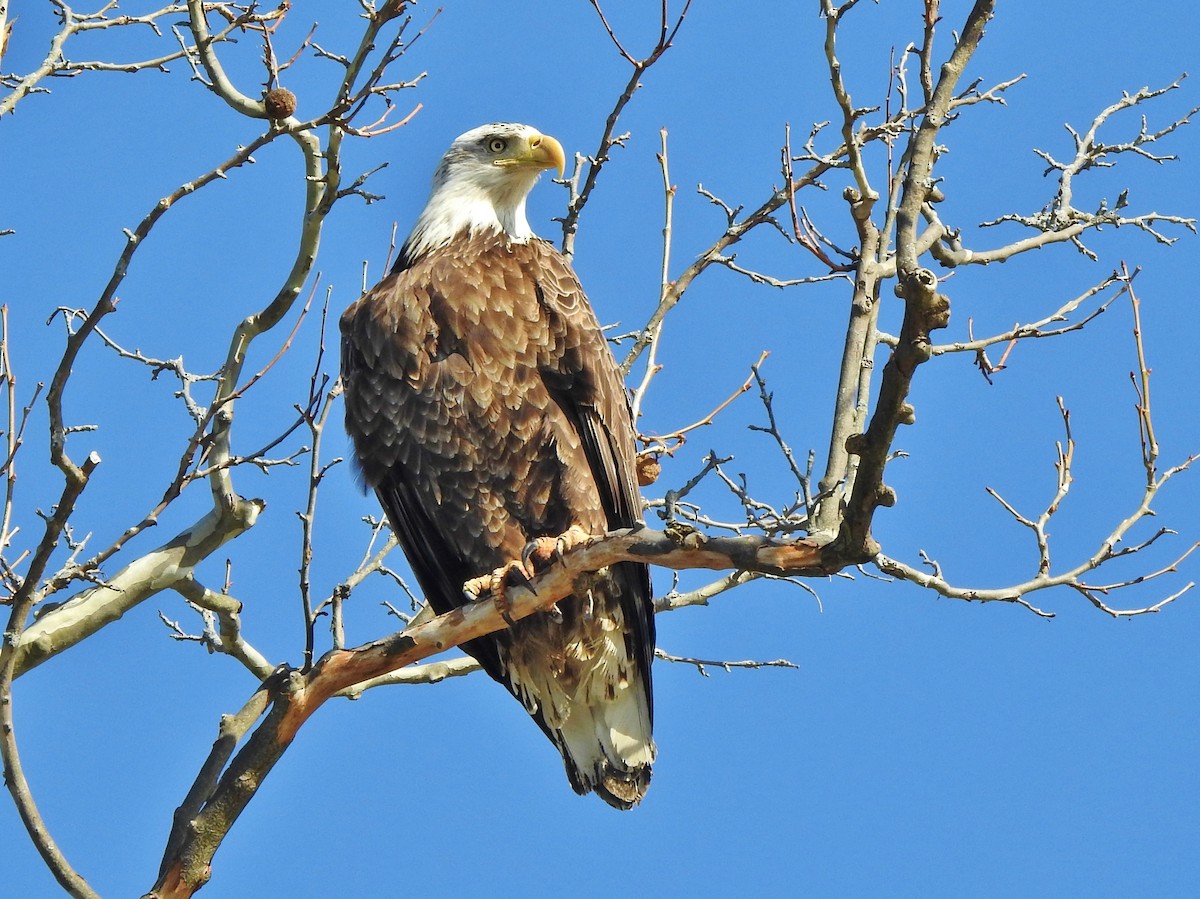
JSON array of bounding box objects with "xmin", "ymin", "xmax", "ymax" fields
[{"xmin": 340, "ymin": 231, "xmax": 655, "ymax": 807}]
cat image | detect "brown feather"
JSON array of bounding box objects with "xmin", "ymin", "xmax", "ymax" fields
[{"xmin": 341, "ymin": 230, "xmax": 655, "ymax": 807}]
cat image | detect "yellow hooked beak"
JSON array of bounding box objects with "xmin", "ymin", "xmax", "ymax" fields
[{"xmin": 522, "ymin": 131, "xmax": 566, "ymax": 177}]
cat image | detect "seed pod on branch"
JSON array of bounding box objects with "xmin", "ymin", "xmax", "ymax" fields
[{"xmin": 263, "ymin": 87, "xmax": 296, "ymax": 120}]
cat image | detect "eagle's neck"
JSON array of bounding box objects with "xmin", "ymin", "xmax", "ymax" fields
[{"xmin": 396, "ymin": 166, "xmax": 540, "ymax": 270}]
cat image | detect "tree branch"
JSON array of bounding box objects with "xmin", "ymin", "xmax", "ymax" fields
[
  {"xmin": 147, "ymin": 525, "xmax": 823, "ymax": 895},
  {"xmin": 824, "ymin": 0, "xmax": 994, "ymax": 563}
]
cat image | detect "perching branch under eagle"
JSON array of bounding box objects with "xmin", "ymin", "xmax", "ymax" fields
[{"xmin": 340, "ymin": 123, "xmax": 656, "ymax": 808}]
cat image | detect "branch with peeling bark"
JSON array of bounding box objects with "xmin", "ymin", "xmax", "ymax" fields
[
  {"xmin": 161, "ymin": 441, "xmax": 1199, "ymax": 894},
  {"xmin": 146, "ymin": 525, "xmax": 823, "ymax": 896}
]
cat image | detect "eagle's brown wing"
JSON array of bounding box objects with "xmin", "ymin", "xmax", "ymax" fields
[{"xmin": 340, "ymin": 232, "xmax": 654, "ymax": 806}]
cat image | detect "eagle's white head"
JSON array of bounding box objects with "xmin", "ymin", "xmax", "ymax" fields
[{"xmin": 399, "ymin": 122, "xmax": 566, "ymax": 267}]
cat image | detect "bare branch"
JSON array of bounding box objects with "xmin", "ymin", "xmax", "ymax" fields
[
  {"xmin": 823, "ymin": 0, "xmax": 994, "ymax": 563},
  {"xmin": 1121, "ymin": 262, "xmax": 1159, "ymax": 480},
  {"xmin": 1, "ymin": 452, "xmax": 101, "ymax": 897},
  {"xmin": 912, "ymin": 273, "xmax": 1126, "ymax": 366},
  {"xmin": 2, "ymin": 4, "xmax": 284, "ymax": 118},
  {"xmin": 639, "ymin": 351, "xmax": 766, "ymax": 458},
  {"xmin": 173, "ymin": 577, "xmax": 275, "ymax": 680},
  {"xmin": 879, "ymin": 354, "xmax": 1199, "ymax": 618},
  {"xmin": 336, "ymin": 656, "xmax": 482, "ymax": 697},
  {"xmin": 929, "ymin": 78, "xmax": 1197, "ymax": 267},
  {"xmin": 559, "ymin": 1, "xmax": 694, "ymax": 258},
  {"xmin": 296, "ymin": 296, "xmax": 342, "ymax": 669},
  {"xmin": 148, "ymin": 522, "xmax": 823, "ymax": 895},
  {"xmin": 655, "ymin": 648, "xmax": 800, "ymax": 677}
]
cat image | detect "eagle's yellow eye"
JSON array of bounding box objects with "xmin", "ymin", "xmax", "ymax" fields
[{"xmin": 487, "ymin": 137, "xmax": 507, "ymax": 153}]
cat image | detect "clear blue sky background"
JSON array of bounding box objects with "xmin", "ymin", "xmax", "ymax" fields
[{"xmin": 2, "ymin": 1, "xmax": 1199, "ymax": 896}]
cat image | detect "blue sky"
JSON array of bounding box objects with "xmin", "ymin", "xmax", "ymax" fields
[{"xmin": 2, "ymin": 1, "xmax": 1199, "ymax": 895}]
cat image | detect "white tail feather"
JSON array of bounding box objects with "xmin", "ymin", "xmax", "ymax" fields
[{"xmin": 500, "ymin": 594, "xmax": 655, "ymax": 809}]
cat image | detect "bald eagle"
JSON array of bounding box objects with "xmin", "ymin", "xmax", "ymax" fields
[{"xmin": 340, "ymin": 123, "xmax": 656, "ymax": 808}]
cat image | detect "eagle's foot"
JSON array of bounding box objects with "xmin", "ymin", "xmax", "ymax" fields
[
  {"xmin": 462, "ymin": 559, "xmax": 536, "ymax": 627},
  {"xmin": 462, "ymin": 526, "xmax": 595, "ymax": 627},
  {"xmin": 521, "ymin": 525, "xmax": 593, "ymax": 573}
]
